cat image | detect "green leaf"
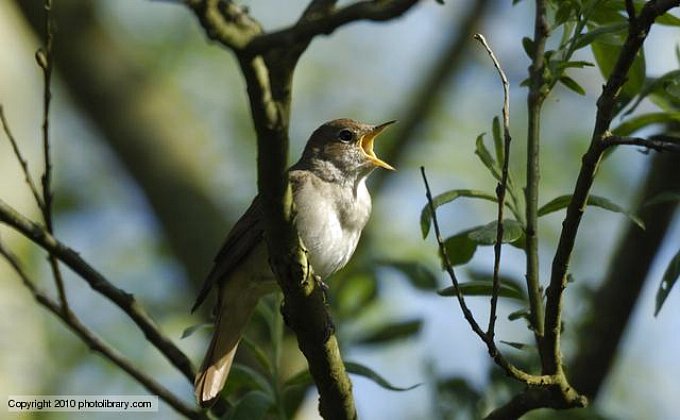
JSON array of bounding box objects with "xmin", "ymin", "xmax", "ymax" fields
[
  {"xmin": 354, "ymin": 319, "xmax": 423, "ymax": 346},
  {"xmin": 345, "ymin": 361, "xmax": 421, "ymax": 391},
  {"xmin": 467, "ymin": 269, "xmax": 526, "ymax": 297},
  {"xmin": 379, "ymin": 261, "xmax": 438, "ymax": 290},
  {"xmin": 559, "ymin": 75, "xmax": 586, "ymax": 95},
  {"xmin": 284, "ymin": 369, "xmax": 313, "ymax": 389},
  {"xmin": 180, "ymin": 322, "xmax": 212, "ymax": 339},
  {"xmin": 556, "ymin": 60, "xmax": 595, "ymax": 70},
  {"xmin": 500, "ymin": 341, "xmax": 532, "ymax": 351},
  {"xmin": 467, "ymin": 219, "xmax": 524, "ymax": 245},
  {"xmin": 438, "ymin": 281, "xmax": 525, "ymax": 301},
  {"xmin": 420, "ymin": 189, "xmax": 497, "ymax": 238},
  {"xmin": 475, "ymin": 133, "xmax": 501, "ymax": 181},
  {"xmin": 656, "ymin": 10, "xmax": 680, "ymax": 26},
  {"xmin": 612, "ymin": 112, "xmax": 680, "ymax": 136},
  {"xmin": 223, "ymin": 364, "xmax": 274, "ymax": 397},
  {"xmin": 335, "ymin": 272, "xmax": 378, "ymax": 318},
  {"xmin": 226, "ymin": 390, "xmax": 274, "ymax": 420},
  {"xmin": 655, "ymin": 248, "xmax": 680, "ymax": 317},
  {"xmin": 508, "ymin": 308, "xmax": 530, "ymax": 321},
  {"xmin": 241, "ymin": 335, "xmax": 273, "ymax": 374},
  {"xmin": 624, "ymin": 70, "xmax": 680, "ymax": 115},
  {"xmin": 443, "ymin": 232, "xmax": 478, "ymax": 266},
  {"xmin": 522, "ymin": 37, "xmax": 535, "ymax": 59},
  {"xmin": 591, "ymin": 37, "xmax": 646, "ymax": 111},
  {"xmin": 644, "ymin": 191, "xmax": 680, "ymax": 208},
  {"xmin": 573, "ymin": 22, "xmax": 628, "ymax": 50},
  {"xmin": 538, "ymin": 194, "xmax": 645, "ymax": 229}
]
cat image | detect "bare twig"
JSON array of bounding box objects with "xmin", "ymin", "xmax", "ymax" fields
[
  {"xmin": 602, "ymin": 134, "xmax": 680, "ymax": 152},
  {"xmin": 473, "ymin": 33, "xmax": 512, "ymax": 341},
  {"xmin": 35, "ymin": 0, "xmax": 69, "ymax": 313},
  {"xmin": 0, "ymin": 106, "xmax": 44, "ymax": 207},
  {"xmin": 0, "ymin": 241, "xmax": 205, "ymax": 420},
  {"xmin": 0, "ymin": 198, "xmax": 196, "ymax": 383}
]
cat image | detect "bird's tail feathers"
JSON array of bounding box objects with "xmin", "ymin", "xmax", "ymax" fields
[{"xmin": 194, "ymin": 278, "xmax": 260, "ymax": 408}]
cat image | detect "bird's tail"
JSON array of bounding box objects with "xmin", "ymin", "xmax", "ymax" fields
[{"xmin": 194, "ymin": 275, "xmax": 260, "ymax": 408}]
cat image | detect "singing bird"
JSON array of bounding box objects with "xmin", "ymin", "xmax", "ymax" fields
[{"xmin": 192, "ymin": 118, "xmax": 395, "ymax": 407}]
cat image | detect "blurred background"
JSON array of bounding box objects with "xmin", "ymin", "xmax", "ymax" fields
[{"xmin": 0, "ymin": 0, "xmax": 678, "ymax": 419}]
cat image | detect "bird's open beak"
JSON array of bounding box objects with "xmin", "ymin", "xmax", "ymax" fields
[{"xmin": 360, "ymin": 120, "xmax": 396, "ymax": 170}]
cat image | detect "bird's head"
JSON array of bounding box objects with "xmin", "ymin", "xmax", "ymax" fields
[{"xmin": 300, "ymin": 118, "xmax": 395, "ymax": 182}]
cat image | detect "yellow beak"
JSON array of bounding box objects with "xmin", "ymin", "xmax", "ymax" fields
[{"xmin": 360, "ymin": 120, "xmax": 396, "ymax": 170}]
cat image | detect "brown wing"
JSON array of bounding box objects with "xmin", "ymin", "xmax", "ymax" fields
[{"xmin": 191, "ymin": 197, "xmax": 264, "ymax": 312}]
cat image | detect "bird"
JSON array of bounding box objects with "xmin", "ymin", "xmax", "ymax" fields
[{"xmin": 191, "ymin": 118, "xmax": 395, "ymax": 407}]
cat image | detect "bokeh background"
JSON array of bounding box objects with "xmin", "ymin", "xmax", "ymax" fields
[{"xmin": 1, "ymin": 0, "xmax": 679, "ymax": 419}]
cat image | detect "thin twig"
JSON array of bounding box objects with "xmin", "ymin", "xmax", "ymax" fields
[
  {"xmin": 0, "ymin": 198, "xmax": 196, "ymax": 383},
  {"xmin": 36, "ymin": 0, "xmax": 69, "ymax": 313},
  {"xmin": 0, "ymin": 241, "xmax": 205, "ymax": 420},
  {"xmin": 0, "ymin": 106, "xmax": 44, "ymax": 207},
  {"xmin": 473, "ymin": 33, "xmax": 512, "ymax": 341},
  {"xmin": 603, "ymin": 134, "xmax": 680, "ymax": 152},
  {"xmin": 420, "ymin": 167, "xmax": 543, "ymax": 385}
]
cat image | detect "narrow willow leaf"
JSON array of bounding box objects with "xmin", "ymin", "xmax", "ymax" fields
[
  {"xmin": 623, "ymin": 69, "xmax": 680, "ymax": 116},
  {"xmin": 420, "ymin": 189, "xmax": 497, "ymax": 238},
  {"xmin": 354, "ymin": 319, "xmax": 423, "ymax": 346},
  {"xmin": 538, "ymin": 194, "xmax": 645, "ymax": 229},
  {"xmin": 223, "ymin": 364, "xmax": 275, "ymax": 397},
  {"xmin": 443, "ymin": 232, "xmax": 478, "ymax": 266},
  {"xmin": 180, "ymin": 322, "xmax": 212, "ymax": 339},
  {"xmin": 241, "ymin": 335, "xmax": 273, "ymax": 374},
  {"xmin": 226, "ymin": 390, "xmax": 274, "ymax": 420},
  {"xmin": 345, "ymin": 361, "xmax": 421, "ymax": 391},
  {"xmin": 559, "ymin": 75, "xmax": 586, "ymax": 95},
  {"xmin": 612, "ymin": 112, "xmax": 680, "ymax": 136},
  {"xmin": 500, "ymin": 341, "xmax": 532, "ymax": 351},
  {"xmin": 438, "ymin": 281, "xmax": 525, "ymax": 301},
  {"xmin": 655, "ymin": 249, "xmax": 680, "ymax": 317},
  {"xmin": 475, "ymin": 133, "xmax": 501, "ymax": 181},
  {"xmin": 591, "ymin": 39, "xmax": 645, "ymax": 109},
  {"xmin": 380, "ymin": 261, "xmax": 438, "ymax": 290},
  {"xmin": 284, "ymin": 369, "xmax": 313, "ymax": 389},
  {"xmin": 644, "ymin": 192, "xmax": 680, "ymax": 208},
  {"xmin": 573, "ymin": 22, "xmax": 628, "ymax": 50},
  {"xmin": 467, "ymin": 269, "xmax": 526, "ymax": 296},
  {"xmin": 468, "ymin": 219, "xmax": 524, "ymax": 245},
  {"xmin": 335, "ymin": 272, "xmax": 378, "ymax": 318},
  {"xmin": 522, "ymin": 37, "xmax": 535, "ymax": 59},
  {"xmin": 508, "ymin": 308, "xmax": 530, "ymax": 321}
]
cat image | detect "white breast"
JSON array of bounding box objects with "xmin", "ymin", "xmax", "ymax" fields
[{"xmin": 293, "ymin": 177, "xmax": 371, "ymax": 279}]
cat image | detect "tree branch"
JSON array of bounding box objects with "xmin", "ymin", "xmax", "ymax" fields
[
  {"xmin": 473, "ymin": 33, "xmax": 512, "ymax": 341},
  {"xmin": 544, "ymin": 0, "xmax": 680, "ymax": 376},
  {"xmin": 0, "ymin": 198, "xmax": 196, "ymax": 383},
  {"xmin": 244, "ymin": 0, "xmax": 421, "ymax": 55},
  {"xmin": 0, "ymin": 241, "xmax": 204, "ymax": 420},
  {"xmin": 525, "ymin": 0, "xmax": 549, "ymax": 354},
  {"xmin": 570, "ymin": 151, "xmax": 680, "ymax": 400}
]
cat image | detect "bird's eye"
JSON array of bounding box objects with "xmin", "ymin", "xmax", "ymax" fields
[{"xmin": 337, "ymin": 129, "xmax": 354, "ymax": 142}]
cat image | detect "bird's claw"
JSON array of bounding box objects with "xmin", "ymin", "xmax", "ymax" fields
[{"xmin": 313, "ymin": 274, "xmax": 329, "ymax": 303}]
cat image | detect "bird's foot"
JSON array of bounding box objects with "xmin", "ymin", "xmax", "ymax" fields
[{"xmin": 313, "ymin": 274, "xmax": 329, "ymax": 303}]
